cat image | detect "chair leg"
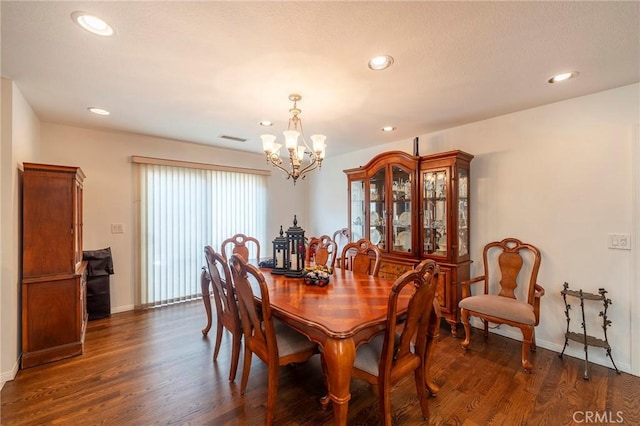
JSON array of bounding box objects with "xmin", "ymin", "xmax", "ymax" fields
[
  {"xmin": 200, "ymin": 269, "xmax": 212, "ymax": 336},
  {"xmin": 531, "ymin": 327, "xmax": 537, "ymax": 352},
  {"xmin": 212, "ymin": 317, "xmax": 224, "ymax": 361},
  {"xmin": 265, "ymin": 362, "xmax": 279, "ymax": 426},
  {"xmin": 460, "ymin": 308, "xmax": 471, "ymax": 349},
  {"xmin": 425, "ymin": 308, "xmax": 440, "ymax": 396},
  {"xmin": 520, "ymin": 326, "xmax": 534, "ymax": 372},
  {"xmin": 240, "ymin": 345, "xmax": 253, "ymax": 395},
  {"xmin": 414, "ymin": 365, "xmax": 430, "ymax": 420},
  {"xmin": 229, "ymin": 331, "xmax": 241, "ymax": 382},
  {"xmin": 378, "ymin": 378, "xmax": 392, "ymax": 426}
]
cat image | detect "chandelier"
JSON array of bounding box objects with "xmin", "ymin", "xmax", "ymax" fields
[{"xmin": 261, "ymin": 94, "xmax": 327, "ymax": 184}]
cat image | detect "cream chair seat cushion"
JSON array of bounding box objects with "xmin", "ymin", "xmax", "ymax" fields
[
  {"xmin": 353, "ymin": 333, "xmax": 405, "ymax": 376},
  {"xmin": 272, "ymin": 318, "xmax": 317, "ymax": 357},
  {"xmin": 458, "ymin": 294, "xmax": 535, "ymax": 325}
]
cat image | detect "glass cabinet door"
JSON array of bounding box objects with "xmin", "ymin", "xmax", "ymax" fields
[
  {"xmin": 458, "ymin": 167, "xmax": 469, "ymax": 257},
  {"xmin": 369, "ymin": 167, "xmax": 386, "ymax": 249},
  {"xmin": 350, "ymin": 179, "xmax": 365, "ymax": 242},
  {"xmin": 391, "ymin": 166, "xmax": 412, "ymax": 253},
  {"xmin": 422, "ymin": 169, "xmax": 448, "ymax": 257}
]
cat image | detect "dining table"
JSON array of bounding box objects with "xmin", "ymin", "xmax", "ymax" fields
[{"xmin": 200, "ymin": 265, "xmax": 441, "ymax": 426}]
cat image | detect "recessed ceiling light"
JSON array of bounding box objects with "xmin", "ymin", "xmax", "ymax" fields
[
  {"xmin": 368, "ymin": 55, "xmax": 394, "ymax": 71},
  {"xmin": 381, "ymin": 126, "xmax": 396, "ymax": 132},
  {"xmin": 259, "ymin": 120, "xmax": 273, "ymax": 127},
  {"xmin": 71, "ymin": 11, "xmax": 114, "ymax": 36},
  {"xmin": 88, "ymin": 107, "xmax": 110, "ymax": 116},
  {"xmin": 548, "ymin": 71, "xmax": 579, "ymax": 84}
]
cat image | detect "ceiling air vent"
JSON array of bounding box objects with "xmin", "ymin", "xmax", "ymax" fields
[{"xmin": 218, "ymin": 134, "xmax": 247, "ymax": 143}]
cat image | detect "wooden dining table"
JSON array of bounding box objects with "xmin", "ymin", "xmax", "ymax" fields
[{"xmin": 201, "ymin": 266, "xmax": 440, "ymax": 426}]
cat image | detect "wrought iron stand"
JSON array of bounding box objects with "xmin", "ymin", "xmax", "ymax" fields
[{"xmin": 559, "ymin": 282, "xmax": 620, "ymax": 379}]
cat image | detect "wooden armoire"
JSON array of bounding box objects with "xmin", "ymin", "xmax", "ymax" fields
[{"xmin": 21, "ymin": 163, "xmax": 88, "ymax": 368}]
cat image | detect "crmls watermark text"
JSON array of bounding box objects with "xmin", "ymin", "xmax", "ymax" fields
[{"xmin": 572, "ymin": 411, "xmax": 624, "ymax": 423}]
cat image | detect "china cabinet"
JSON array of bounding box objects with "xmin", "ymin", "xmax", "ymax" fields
[
  {"xmin": 21, "ymin": 163, "xmax": 88, "ymax": 368},
  {"xmin": 345, "ymin": 150, "xmax": 473, "ymax": 335},
  {"xmin": 419, "ymin": 151, "xmax": 473, "ymax": 334},
  {"xmin": 345, "ymin": 151, "xmax": 419, "ymax": 279}
]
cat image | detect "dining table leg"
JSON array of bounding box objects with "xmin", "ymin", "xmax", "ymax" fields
[
  {"xmin": 424, "ymin": 304, "xmax": 441, "ymax": 395},
  {"xmin": 322, "ymin": 337, "xmax": 356, "ymax": 426},
  {"xmin": 200, "ymin": 267, "xmax": 213, "ymax": 336}
]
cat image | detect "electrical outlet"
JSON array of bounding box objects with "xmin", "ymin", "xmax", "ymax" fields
[
  {"xmin": 111, "ymin": 223, "xmax": 125, "ymax": 234},
  {"xmin": 608, "ymin": 233, "xmax": 631, "ymax": 250}
]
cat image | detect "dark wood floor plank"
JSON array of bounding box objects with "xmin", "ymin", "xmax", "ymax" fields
[{"xmin": 2, "ymin": 300, "xmax": 638, "ymax": 425}]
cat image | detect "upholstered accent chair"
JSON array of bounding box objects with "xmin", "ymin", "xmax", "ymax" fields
[{"xmin": 459, "ymin": 238, "xmax": 544, "ymax": 372}]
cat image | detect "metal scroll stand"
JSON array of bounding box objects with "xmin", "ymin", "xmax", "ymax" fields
[{"xmin": 559, "ymin": 282, "xmax": 620, "ymax": 380}]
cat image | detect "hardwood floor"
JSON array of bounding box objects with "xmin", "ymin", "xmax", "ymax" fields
[{"xmin": 2, "ymin": 300, "xmax": 638, "ymax": 425}]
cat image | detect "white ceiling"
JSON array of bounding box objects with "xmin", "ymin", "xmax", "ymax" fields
[{"xmin": 2, "ymin": 1, "xmax": 639, "ymax": 157}]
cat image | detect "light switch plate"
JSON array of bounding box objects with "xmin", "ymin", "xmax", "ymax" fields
[
  {"xmin": 111, "ymin": 223, "xmax": 124, "ymax": 234},
  {"xmin": 608, "ymin": 233, "xmax": 631, "ymax": 250}
]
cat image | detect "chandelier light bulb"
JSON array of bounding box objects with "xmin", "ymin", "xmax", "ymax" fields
[
  {"xmin": 283, "ymin": 130, "xmax": 300, "ymax": 150},
  {"xmin": 261, "ymin": 134, "xmax": 276, "ymax": 154},
  {"xmin": 297, "ymin": 146, "xmax": 306, "ymax": 161},
  {"xmin": 311, "ymin": 134, "xmax": 327, "ymax": 153}
]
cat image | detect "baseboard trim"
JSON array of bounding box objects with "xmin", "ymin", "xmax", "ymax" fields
[
  {"xmin": 0, "ymin": 358, "xmax": 20, "ymax": 390},
  {"xmin": 110, "ymin": 304, "xmax": 134, "ymax": 314},
  {"xmin": 466, "ymin": 320, "xmax": 633, "ymax": 375}
]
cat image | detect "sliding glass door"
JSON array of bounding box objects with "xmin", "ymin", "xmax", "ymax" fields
[{"xmin": 135, "ymin": 160, "xmax": 267, "ymax": 308}]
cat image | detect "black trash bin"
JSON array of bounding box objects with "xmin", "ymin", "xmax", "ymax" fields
[{"xmin": 83, "ymin": 247, "xmax": 114, "ymax": 320}]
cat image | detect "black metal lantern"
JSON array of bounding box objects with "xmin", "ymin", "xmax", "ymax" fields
[
  {"xmin": 285, "ymin": 215, "xmax": 305, "ymax": 277},
  {"xmin": 271, "ymin": 225, "xmax": 288, "ymax": 275}
]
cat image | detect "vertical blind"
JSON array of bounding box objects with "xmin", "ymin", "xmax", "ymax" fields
[{"xmin": 135, "ymin": 160, "xmax": 267, "ymax": 308}]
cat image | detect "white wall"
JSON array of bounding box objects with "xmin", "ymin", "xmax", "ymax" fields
[
  {"xmin": 39, "ymin": 124, "xmax": 309, "ymax": 312},
  {"xmin": 1, "ymin": 79, "xmax": 41, "ymax": 388},
  {"xmin": 309, "ymin": 83, "xmax": 640, "ymax": 375}
]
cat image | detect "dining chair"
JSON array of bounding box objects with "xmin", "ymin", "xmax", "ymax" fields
[
  {"xmin": 339, "ymin": 238, "xmax": 381, "ymax": 276},
  {"xmin": 221, "ymin": 233, "xmax": 261, "ymax": 263},
  {"xmin": 459, "ymin": 237, "xmax": 544, "ymax": 372},
  {"xmin": 306, "ymin": 235, "xmax": 337, "ymax": 270},
  {"xmin": 351, "ymin": 259, "xmax": 440, "ymax": 425},
  {"xmin": 229, "ymin": 254, "xmax": 319, "ymax": 426},
  {"xmin": 204, "ymin": 245, "xmax": 242, "ymax": 382},
  {"xmin": 332, "ymin": 228, "xmax": 350, "ymax": 268}
]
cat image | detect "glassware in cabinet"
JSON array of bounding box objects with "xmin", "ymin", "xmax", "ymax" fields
[
  {"xmin": 349, "ymin": 179, "xmax": 365, "ymax": 242},
  {"xmin": 391, "ymin": 165, "xmax": 412, "ymax": 254},
  {"xmin": 369, "ymin": 167, "xmax": 386, "ymax": 248},
  {"xmin": 458, "ymin": 168, "xmax": 470, "ymax": 257},
  {"xmin": 422, "ymin": 169, "xmax": 448, "ymax": 256}
]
